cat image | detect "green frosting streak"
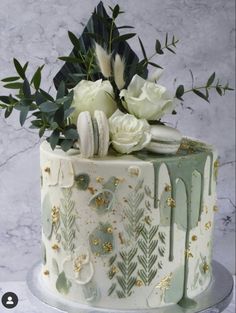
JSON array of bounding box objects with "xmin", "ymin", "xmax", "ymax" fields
[
  {"xmin": 42, "ymin": 193, "xmax": 53, "ymax": 239},
  {"xmin": 175, "ymin": 179, "xmax": 187, "ymax": 230}
]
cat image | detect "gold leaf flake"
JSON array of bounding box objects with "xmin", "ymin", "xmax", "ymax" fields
[
  {"xmin": 166, "ymin": 197, "xmax": 176, "ymax": 208},
  {"xmin": 213, "ymin": 205, "xmax": 219, "ymax": 212},
  {"xmin": 156, "ymin": 273, "xmax": 173, "ymax": 291},
  {"xmin": 164, "ymin": 184, "xmax": 171, "ymax": 192},
  {"xmin": 43, "ymin": 270, "xmax": 50, "ymax": 276},
  {"xmin": 44, "ymin": 167, "xmax": 51, "ymax": 174},
  {"xmin": 135, "ymin": 280, "xmax": 143, "ymax": 287},
  {"xmin": 51, "ymin": 206, "xmax": 60, "ymax": 224},
  {"xmin": 185, "ymin": 248, "xmax": 194, "ymax": 258},
  {"xmin": 202, "ymin": 262, "xmax": 210, "ymax": 273},
  {"xmin": 192, "ymin": 235, "xmax": 198, "ymax": 241},
  {"xmin": 96, "ymin": 176, "xmax": 104, "ymax": 183},
  {"xmin": 205, "ymin": 221, "xmax": 212, "ymax": 230},
  {"xmin": 52, "ymin": 244, "xmax": 60, "ymax": 251},
  {"xmin": 107, "ymin": 227, "xmax": 113, "ymax": 234},
  {"xmin": 103, "ymin": 242, "xmax": 113, "ymax": 253}
]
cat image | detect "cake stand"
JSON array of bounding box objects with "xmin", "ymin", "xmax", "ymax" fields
[{"xmin": 26, "ymin": 260, "xmax": 234, "ymax": 313}]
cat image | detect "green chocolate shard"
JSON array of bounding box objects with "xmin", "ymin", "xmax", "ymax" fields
[
  {"xmin": 75, "ymin": 173, "xmax": 90, "ymax": 190},
  {"xmin": 56, "ymin": 271, "xmax": 72, "ymax": 295},
  {"xmin": 89, "ymin": 189, "xmax": 114, "ymax": 214},
  {"xmin": 42, "ymin": 193, "xmax": 53, "ymax": 239}
]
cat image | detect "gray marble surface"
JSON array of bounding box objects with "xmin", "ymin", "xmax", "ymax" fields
[{"xmin": 0, "ymin": 0, "xmax": 235, "ymax": 287}]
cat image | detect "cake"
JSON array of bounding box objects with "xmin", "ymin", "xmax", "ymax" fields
[
  {"xmin": 40, "ymin": 138, "xmax": 217, "ymax": 309},
  {"xmin": 0, "ymin": 1, "xmax": 233, "ymax": 311}
]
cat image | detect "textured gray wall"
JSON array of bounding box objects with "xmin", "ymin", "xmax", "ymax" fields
[{"xmin": 0, "ymin": 0, "xmax": 235, "ymax": 281}]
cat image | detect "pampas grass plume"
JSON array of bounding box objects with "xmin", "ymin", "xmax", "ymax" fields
[
  {"xmin": 95, "ymin": 43, "xmax": 111, "ymax": 78},
  {"xmin": 114, "ymin": 54, "xmax": 126, "ymax": 90}
]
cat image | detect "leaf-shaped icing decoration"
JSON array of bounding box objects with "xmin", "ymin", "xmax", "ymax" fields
[
  {"xmin": 59, "ymin": 159, "xmax": 74, "ymax": 187},
  {"xmin": 82, "ymin": 280, "xmax": 100, "ymax": 304},
  {"xmin": 42, "ymin": 242, "xmax": 47, "ymax": 265},
  {"xmin": 52, "ymin": 258, "xmax": 59, "ymax": 275},
  {"xmin": 88, "ymin": 189, "xmax": 114, "ymax": 214},
  {"xmin": 89, "ymin": 222, "xmax": 114, "ymax": 256},
  {"xmin": 42, "ymin": 193, "xmax": 53, "ymax": 239},
  {"xmin": 56, "ymin": 271, "xmax": 72, "ymax": 295}
]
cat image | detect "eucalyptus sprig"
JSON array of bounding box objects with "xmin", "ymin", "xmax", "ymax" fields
[
  {"xmin": 0, "ymin": 59, "xmax": 78, "ymax": 151},
  {"xmin": 175, "ymin": 72, "xmax": 234, "ymax": 103}
]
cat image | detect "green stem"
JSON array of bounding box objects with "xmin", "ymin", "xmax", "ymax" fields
[
  {"xmin": 86, "ymin": 53, "xmax": 95, "ymax": 81},
  {"xmin": 109, "ymin": 19, "xmax": 114, "ymax": 54},
  {"xmin": 143, "ymin": 40, "xmax": 179, "ymax": 66},
  {"xmin": 183, "ymin": 85, "xmax": 219, "ymax": 94}
]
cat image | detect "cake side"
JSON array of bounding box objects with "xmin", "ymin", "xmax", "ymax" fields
[{"xmin": 40, "ymin": 139, "xmax": 218, "ymax": 309}]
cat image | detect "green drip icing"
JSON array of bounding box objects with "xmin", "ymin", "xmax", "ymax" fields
[
  {"xmin": 153, "ymin": 163, "xmax": 161, "ymax": 208},
  {"xmin": 208, "ymin": 153, "xmax": 213, "ymax": 195},
  {"xmin": 134, "ymin": 139, "xmax": 215, "ymax": 308},
  {"xmin": 169, "ymin": 182, "xmax": 176, "ymax": 262}
]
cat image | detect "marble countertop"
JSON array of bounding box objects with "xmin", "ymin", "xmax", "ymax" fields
[{"xmin": 0, "ymin": 278, "xmax": 235, "ymax": 313}]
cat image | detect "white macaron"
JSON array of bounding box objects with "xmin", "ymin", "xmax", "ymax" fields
[
  {"xmin": 77, "ymin": 110, "xmax": 110, "ymax": 158},
  {"xmin": 146, "ymin": 125, "xmax": 182, "ymax": 154}
]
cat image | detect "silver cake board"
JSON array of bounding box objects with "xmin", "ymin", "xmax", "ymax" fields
[{"xmin": 26, "ymin": 260, "xmax": 234, "ymax": 313}]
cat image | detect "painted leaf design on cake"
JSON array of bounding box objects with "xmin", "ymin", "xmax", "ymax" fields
[
  {"xmin": 56, "ymin": 271, "xmax": 72, "ymax": 295},
  {"xmin": 42, "ymin": 193, "xmax": 53, "ymax": 239},
  {"xmin": 60, "ymin": 188, "xmax": 76, "ymax": 252},
  {"xmin": 115, "ymin": 248, "xmax": 138, "ymax": 298},
  {"xmin": 124, "ymin": 180, "xmax": 145, "ymax": 241},
  {"xmin": 75, "ymin": 173, "xmax": 90, "ymax": 190},
  {"xmin": 82, "ymin": 280, "xmax": 100, "ymax": 304},
  {"xmin": 89, "ymin": 189, "xmax": 114, "ymax": 214},
  {"xmin": 137, "ymin": 225, "xmax": 158, "ymax": 285}
]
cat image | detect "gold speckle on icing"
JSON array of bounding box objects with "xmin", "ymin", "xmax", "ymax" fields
[
  {"xmin": 111, "ymin": 266, "xmax": 118, "ymax": 274},
  {"xmin": 95, "ymin": 196, "xmax": 108, "ymax": 207},
  {"xmin": 96, "ymin": 176, "xmax": 104, "ymax": 183},
  {"xmin": 213, "ymin": 205, "xmax": 219, "ymax": 212},
  {"xmin": 128, "ymin": 166, "xmax": 140, "ymax": 177},
  {"xmin": 44, "ymin": 167, "xmax": 51, "ymax": 174},
  {"xmin": 185, "ymin": 248, "xmax": 193, "ymax": 258},
  {"xmin": 192, "ymin": 235, "xmax": 198, "ymax": 241},
  {"xmin": 135, "ymin": 280, "xmax": 143, "ymax": 287},
  {"xmin": 74, "ymin": 259, "xmax": 82, "ymax": 273},
  {"xmin": 145, "ymin": 216, "xmax": 151, "ymax": 225},
  {"xmin": 93, "ymin": 239, "xmax": 100, "ymax": 246},
  {"xmin": 164, "ymin": 184, "xmax": 171, "ymax": 192},
  {"xmin": 214, "ymin": 159, "xmax": 220, "ymax": 179},
  {"xmin": 103, "ymin": 242, "xmax": 113, "ymax": 253},
  {"xmin": 155, "ymin": 273, "xmax": 173, "ymax": 291},
  {"xmin": 202, "ymin": 262, "xmax": 210, "ymax": 273},
  {"xmin": 51, "ymin": 206, "xmax": 60, "ymax": 224},
  {"xmin": 107, "ymin": 227, "xmax": 113, "ymax": 234},
  {"xmin": 43, "ymin": 270, "xmax": 50, "ymax": 276},
  {"xmin": 52, "ymin": 244, "xmax": 60, "ymax": 251},
  {"xmin": 205, "ymin": 221, "xmax": 212, "ymax": 230},
  {"xmin": 88, "ymin": 186, "xmax": 97, "ymax": 194},
  {"xmin": 166, "ymin": 197, "xmax": 176, "ymax": 208}
]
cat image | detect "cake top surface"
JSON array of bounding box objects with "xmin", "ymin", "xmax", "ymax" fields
[{"xmin": 41, "ymin": 138, "xmax": 214, "ymax": 163}]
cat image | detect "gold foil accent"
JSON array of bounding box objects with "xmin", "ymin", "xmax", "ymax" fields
[
  {"xmin": 205, "ymin": 206, "xmax": 208, "ymax": 214},
  {"xmin": 185, "ymin": 248, "xmax": 193, "ymax": 258},
  {"xmin": 164, "ymin": 184, "xmax": 171, "ymax": 192},
  {"xmin": 74, "ymin": 258, "xmax": 82, "ymax": 273},
  {"xmin": 192, "ymin": 235, "xmax": 198, "ymax": 241},
  {"xmin": 111, "ymin": 266, "xmax": 118, "ymax": 274},
  {"xmin": 214, "ymin": 159, "xmax": 220, "ymax": 179},
  {"xmin": 95, "ymin": 196, "xmax": 107, "ymax": 207},
  {"xmin": 145, "ymin": 216, "xmax": 151, "ymax": 225},
  {"xmin": 52, "ymin": 244, "xmax": 60, "ymax": 251},
  {"xmin": 167, "ymin": 197, "xmax": 176, "ymax": 208},
  {"xmin": 44, "ymin": 167, "xmax": 51, "ymax": 174},
  {"xmin": 156, "ymin": 273, "xmax": 173, "ymax": 291},
  {"xmin": 88, "ymin": 187, "xmax": 97, "ymax": 194},
  {"xmin": 135, "ymin": 280, "xmax": 143, "ymax": 287},
  {"xmin": 205, "ymin": 221, "xmax": 212, "ymax": 230},
  {"xmin": 51, "ymin": 206, "xmax": 60, "ymax": 224},
  {"xmin": 107, "ymin": 227, "xmax": 113, "ymax": 234},
  {"xmin": 203, "ymin": 262, "xmax": 210, "ymax": 273},
  {"xmin": 93, "ymin": 239, "xmax": 100, "ymax": 246},
  {"xmin": 213, "ymin": 205, "xmax": 219, "ymax": 212},
  {"xmin": 43, "ymin": 270, "xmax": 50, "ymax": 276},
  {"xmin": 103, "ymin": 242, "xmax": 113, "ymax": 253},
  {"xmin": 96, "ymin": 176, "xmax": 104, "ymax": 183}
]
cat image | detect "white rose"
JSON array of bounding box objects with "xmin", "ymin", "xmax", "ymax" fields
[
  {"xmin": 120, "ymin": 74, "xmax": 174, "ymax": 121},
  {"xmin": 70, "ymin": 79, "xmax": 117, "ymax": 123},
  {"xmin": 109, "ymin": 110, "xmax": 151, "ymax": 154}
]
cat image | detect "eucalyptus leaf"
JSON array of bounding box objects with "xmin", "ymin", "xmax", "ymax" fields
[
  {"xmin": 0, "ymin": 96, "xmax": 11, "ymax": 104},
  {"xmin": 138, "ymin": 37, "xmax": 147, "ymax": 59},
  {"xmin": 49, "ymin": 129, "xmax": 60, "ymax": 150},
  {"xmin": 23, "ymin": 78, "xmax": 31, "ymax": 97},
  {"xmin": 112, "ymin": 33, "xmax": 136, "ymax": 43},
  {"xmin": 112, "ymin": 4, "xmax": 120, "ymax": 19},
  {"xmin": 175, "ymin": 85, "xmax": 184, "ymax": 100},
  {"xmin": 117, "ymin": 25, "xmax": 134, "ymax": 29},
  {"xmin": 3, "ymin": 82, "xmax": 23, "ymax": 89},
  {"xmin": 68, "ymin": 31, "xmax": 81, "ymax": 50},
  {"xmin": 13, "ymin": 58, "xmax": 25, "ymax": 79},
  {"xmin": 1, "ymin": 76, "xmax": 20, "ymax": 82},
  {"xmin": 61, "ymin": 139, "xmax": 74, "ymax": 151},
  {"xmin": 64, "ymin": 128, "xmax": 79, "ymax": 140},
  {"xmin": 40, "ymin": 101, "xmax": 58, "ymax": 113},
  {"xmin": 206, "ymin": 72, "xmax": 215, "ymax": 87},
  {"xmin": 155, "ymin": 40, "xmax": 164, "ymax": 54},
  {"xmin": 148, "ymin": 62, "xmax": 163, "ymax": 69},
  {"xmin": 193, "ymin": 89, "xmax": 209, "ymax": 102},
  {"xmin": 39, "ymin": 89, "xmax": 54, "ymax": 102},
  {"xmin": 56, "ymin": 81, "xmax": 66, "ymax": 100},
  {"xmin": 20, "ymin": 106, "xmax": 29, "ymax": 126},
  {"xmin": 216, "ymin": 86, "xmax": 222, "ymax": 96},
  {"xmin": 31, "ymin": 68, "xmax": 42, "ymax": 90},
  {"xmin": 4, "ymin": 107, "xmax": 13, "ymax": 118}
]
